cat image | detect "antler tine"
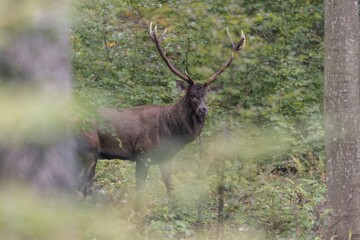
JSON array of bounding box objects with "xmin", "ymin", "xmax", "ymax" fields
[
  {"xmin": 234, "ymin": 30, "xmax": 246, "ymax": 51},
  {"xmin": 160, "ymin": 27, "xmax": 167, "ymax": 40},
  {"xmin": 226, "ymin": 27, "xmax": 236, "ymax": 49},
  {"xmin": 206, "ymin": 28, "xmax": 246, "ymax": 85},
  {"xmin": 149, "ymin": 22, "xmax": 155, "ymax": 42},
  {"xmin": 149, "ymin": 22, "xmax": 194, "ymax": 85}
]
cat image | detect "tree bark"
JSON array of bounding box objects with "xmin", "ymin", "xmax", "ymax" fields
[
  {"xmin": 324, "ymin": 0, "xmax": 360, "ymax": 239},
  {"xmin": 0, "ymin": 1, "xmax": 78, "ymax": 195}
]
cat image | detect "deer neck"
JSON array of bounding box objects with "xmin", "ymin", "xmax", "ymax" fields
[{"xmin": 165, "ymin": 95, "xmax": 205, "ymax": 139}]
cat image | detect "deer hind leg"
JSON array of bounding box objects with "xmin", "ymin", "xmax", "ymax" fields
[
  {"xmin": 135, "ymin": 158, "xmax": 149, "ymax": 211},
  {"xmin": 78, "ymin": 151, "xmax": 98, "ymax": 198}
]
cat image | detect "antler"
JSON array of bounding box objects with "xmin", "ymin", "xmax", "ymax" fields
[
  {"xmin": 206, "ymin": 28, "xmax": 246, "ymax": 85},
  {"xmin": 149, "ymin": 22, "xmax": 194, "ymax": 85}
]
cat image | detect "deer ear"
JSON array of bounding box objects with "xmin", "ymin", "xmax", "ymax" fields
[
  {"xmin": 208, "ymin": 82, "xmax": 223, "ymax": 92},
  {"xmin": 176, "ymin": 80, "xmax": 188, "ymax": 91}
]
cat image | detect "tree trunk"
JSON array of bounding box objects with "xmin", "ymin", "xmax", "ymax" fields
[
  {"xmin": 324, "ymin": 0, "xmax": 360, "ymax": 239},
  {"xmin": 0, "ymin": 1, "xmax": 78, "ymax": 195}
]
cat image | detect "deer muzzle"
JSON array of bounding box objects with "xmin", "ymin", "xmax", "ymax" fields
[{"xmin": 197, "ymin": 106, "xmax": 208, "ymax": 117}]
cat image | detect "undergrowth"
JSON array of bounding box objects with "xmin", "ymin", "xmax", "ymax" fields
[
  {"xmin": 0, "ymin": 142, "xmax": 326, "ymax": 240},
  {"xmin": 90, "ymin": 144, "xmax": 326, "ymax": 240}
]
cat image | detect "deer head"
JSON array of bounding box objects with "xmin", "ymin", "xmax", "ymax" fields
[{"xmin": 149, "ymin": 22, "xmax": 246, "ymax": 120}]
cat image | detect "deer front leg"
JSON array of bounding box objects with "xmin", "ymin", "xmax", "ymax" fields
[
  {"xmin": 158, "ymin": 160, "xmax": 174, "ymax": 194},
  {"xmin": 159, "ymin": 160, "xmax": 177, "ymax": 210}
]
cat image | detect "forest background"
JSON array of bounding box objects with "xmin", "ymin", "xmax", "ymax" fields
[
  {"xmin": 71, "ymin": 0, "xmax": 325, "ymax": 239},
  {"xmin": 0, "ymin": 0, "xmax": 326, "ymax": 239}
]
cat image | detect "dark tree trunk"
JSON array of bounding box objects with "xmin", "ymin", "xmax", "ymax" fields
[
  {"xmin": 0, "ymin": 1, "xmax": 77, "ymax": 194},
  {"xmin": 324, "ymin": 0, "xmax": 360, "ymax": 239}
]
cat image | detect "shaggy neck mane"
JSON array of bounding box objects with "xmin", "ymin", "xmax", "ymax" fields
[{"xmin": 161, "ymin": 95, "xmax": 205, "ymax": 140}]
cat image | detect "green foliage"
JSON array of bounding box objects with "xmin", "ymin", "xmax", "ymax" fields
[
  {"xmin": 89, "ymin": 148, "xmax": 325, "ymax": 239},
  {"xmin": 71, "ymin": 0, "xmax": 325, "ymax": 239},
  {"xmin": 244, "ymin": 176, "xmax": 325, "ymax": 238}
]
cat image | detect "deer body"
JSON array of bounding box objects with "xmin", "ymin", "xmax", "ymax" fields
[
  {"xmin": 92, "ymin": 93, "xmax": 205, "ymax": 162},
  {"xmin": 77, "ymin": 23, "xmax": 245, "ymax": 199},
  {"xmin": 78, "ymin": 83, "xmax": 210, "ymax": 195}
]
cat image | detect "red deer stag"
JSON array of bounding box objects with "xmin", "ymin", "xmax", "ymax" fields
[{"xmin": 78, "ymin": 22, "xmax": 246, "ymax": 198}]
